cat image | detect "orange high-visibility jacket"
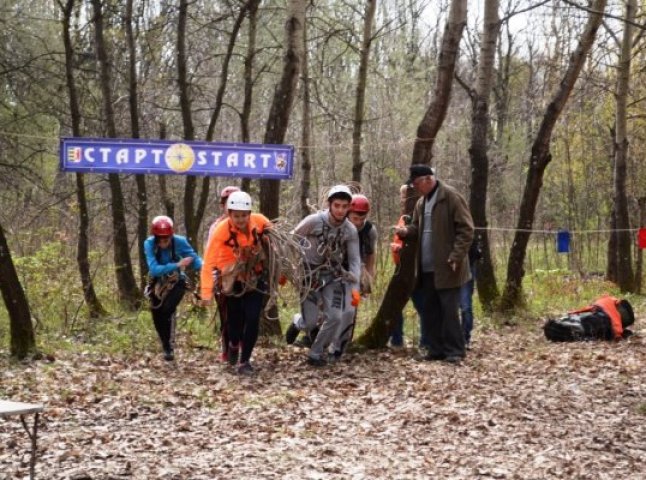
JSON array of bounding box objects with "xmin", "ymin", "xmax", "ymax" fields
[
  {"xmin": 570, "ymin": 295, "xmax": 624, "ymax": 340},
  {"xmin": 390, "ymin": 216, "xmax": 406, "ymax": 264},
  {"xmin": 200, "ymin": 213, "xmax": 271, "ymax": 299}
]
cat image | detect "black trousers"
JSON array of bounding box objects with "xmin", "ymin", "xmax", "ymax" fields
[
  {"xmin": 151, "ymin": 278, "xmax": 186, "ymax": 352},
  {"xmin": 224, "ymin": 282, "xmax": 265, "ymax": 364},
  {"xmin": 419, "ymin": 272, "xmax": 465, "ymax": 358}
]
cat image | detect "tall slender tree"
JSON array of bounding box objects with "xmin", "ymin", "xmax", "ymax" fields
[
  {"xmin": 358, "ymin": 0, "xmax": 468, "ymax": 348},
  {"xmin": 177, "ymin": 0, "xmax": 210, "ymax": 249},
  {"xmin": 125, "ymin": 0, "xmax": 149, "ymax": 289},
  {"xmin": 609, "ymin": 0, "xmax": 636, "ymax": 292},
  {"xmin": 0, "ymin": 221, "xmax": 35, "ymax": 358},
  {"xmin": 91, "ymin": 0, "xmax": 141, "ymax": 310},
  {"xmin": 58, "ymin": 0, "xmax": 107, "ymax": 318},
  {"xmin": 468, "ymin": 0, "xmax": 501, "ymax": 311},
  {"xmin": 259, "ymin": 0, "xmax": 307, "ymax": 222},
  {"xmin": 351, "ymin": 0, "xmax": 377, "ymax": 183},
  {"xmin": 500, "ymin": 0, "xmax": 607, "ymax": 310}
]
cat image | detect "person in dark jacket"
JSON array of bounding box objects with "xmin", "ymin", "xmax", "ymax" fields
[{"xmin": 395, "ymin": 165, "xmax": 474, "ymax": 363}]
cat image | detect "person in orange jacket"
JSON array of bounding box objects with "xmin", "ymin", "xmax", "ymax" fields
[
  {"xmin": 204, "ymin": 185, "xmax": 240, "ymax": 362},
  {"xmin": 200, "ymin": 191, "xmax": 272, "ymax": 375}
]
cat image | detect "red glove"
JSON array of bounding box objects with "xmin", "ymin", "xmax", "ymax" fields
[
  {"xmin": 351, "ymin": 289, "xmax": 361, "ymax": 307},
  {"xmin": 278, "ymin": 274, "xmax": 288, "ymax": 286}
]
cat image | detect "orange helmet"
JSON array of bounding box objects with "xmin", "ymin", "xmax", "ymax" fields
[
  {"xmin": 150, "ymin": 215, "xmax": 174, "ymax": 236},
  {"xmin": 350, "ymin": 194, "xmax": 370, "ymax": 214}
]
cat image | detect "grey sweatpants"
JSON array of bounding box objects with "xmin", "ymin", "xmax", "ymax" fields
[{"xmin": 295, "ymin": 280, "xmax": 349, "ymax": 360}]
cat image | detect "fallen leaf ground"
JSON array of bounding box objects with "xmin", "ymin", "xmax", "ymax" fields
[{"xmin": 1, "ymin": 322, "xmax": 644, "ymax": 480}]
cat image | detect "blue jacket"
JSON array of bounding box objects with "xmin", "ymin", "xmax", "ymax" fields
[{"xmin": 144, "ymin": 235, "xmax": 203, "ymax": 278}]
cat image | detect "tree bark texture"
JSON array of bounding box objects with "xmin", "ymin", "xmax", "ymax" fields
[
  {"xmin": 411, "ymin": 0, "xmax": 467, "ymax": 166},
  {"xmin": 177, "ymin": 0, "xmax": 209, "ymax": 250},
  {"xmin": 612, "ymin": 0, "xmax": 635, "ymax": 292},
  {"xmin": 259, "ymin": 0, "xmax": 306, "ymax": 222},
  {"xmin": 240, "ymin": 0, "xmax": 260, "ymax": 193},
  {"xmin": 299, "ymin": 8, "xmax": 312, "ymax": 219},
  {"xmin": 258, "ymin": 0, "xmax": 306, "ymax": 336},
  {"xmin": 60, "ymin": 0, "xmax": 107, "ymax": 318},
  {"xmin": 351, "ymin": 0, "xmax": 377, "ymax": 183},
  {"xmin": 125, "ymin": 0, "xmax": 149, "ymax": 289},
  {"xmin": 358, "ymin": 0, "xmax": 467, "ymax": 348},
  {"xmin": 0, "ymin": 221, "xmax": 36, "ymax": 359},
  {"xmin": 500, "ymin": 0, "xmax": 607, "ymax": 311},
  {"xmin": 468, "ymin": 0, "xmax": 500, "ymax": 312},
  {"xmin": 92, "ymin": 0, "xmax": 140, "ymax": 310}
]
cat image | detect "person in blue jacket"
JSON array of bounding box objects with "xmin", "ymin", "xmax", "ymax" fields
[{"xmin": 144, "ymin": 215, "xmax": 202, "ymax": 361}]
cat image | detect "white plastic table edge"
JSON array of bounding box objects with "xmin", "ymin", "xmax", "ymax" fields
[{"xmin": 0, "ymin": 399, "xmax": 44, "ymax": 479}]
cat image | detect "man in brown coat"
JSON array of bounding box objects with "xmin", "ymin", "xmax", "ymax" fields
[{"xmin": 395, "ymin": 165, "xmax": 474, "ymax": 363}]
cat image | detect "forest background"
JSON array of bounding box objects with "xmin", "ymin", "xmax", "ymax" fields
[{"xmin": 0, "ymin": 0, "xmax": 645, "ymax": 358}]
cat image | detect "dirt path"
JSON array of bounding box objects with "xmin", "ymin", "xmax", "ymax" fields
[{"xmin": 1, "ymin": 326, "xmax": 644, "ymax": 479}]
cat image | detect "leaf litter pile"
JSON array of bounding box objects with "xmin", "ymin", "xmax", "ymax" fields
[{"xmin": 1, "ymin": 323, "xmax": 644, "ymax": 479}]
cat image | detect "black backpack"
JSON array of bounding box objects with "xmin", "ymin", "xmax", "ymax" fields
[{"xmin": 543, "ymin": 299, "xmax": 635, "ymax": 342}]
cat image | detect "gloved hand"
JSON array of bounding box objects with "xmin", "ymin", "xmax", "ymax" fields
[
  {"xmin": 278, "ymin": 274, "xmax": 288, "ymax": 286},
  {"xmin": 351, "ymin": 289, "xmax": 361, "ymax": 307}
]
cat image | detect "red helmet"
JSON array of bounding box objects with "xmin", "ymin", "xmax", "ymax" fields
[
  {"xmin": 350, "ymin": 194, "xmax": 370, "ymax": 214},
  {"xmin": 150, "ymin": 215, "xmax": 174, "ymax": 236},
  {"xmin": 220, "ymin": 186, "xmax": 240, "ymax": 203}
]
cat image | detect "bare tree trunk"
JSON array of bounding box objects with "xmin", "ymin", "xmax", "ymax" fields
[
  {"xmin": 59, "ymin": 0, "xmax": 107, "ymax": 318},
  {"xmin": 0, "ymin": 221, "xmax": 35, "ymax": 359},
  {"xmin": 125, "ymin": 0, "xmax": 148, "ymax": 289},
  {"xmin": 240, "ymin": 0, "xmax": 260, "ymax": 193},
  {"xmin": 357, "ymin": 0, "xmax": 467, "ymax": 348},
  {"xmin": 351, "ymin": 0, "xmax": 377, "ymax": 183},
  {"xmin": 499, "ymin": 0, "xmax": 607, "ymax": 311},
  {"xmin": 91, "ymin": 0, "xmax": 141, "ymax": 310},
  {"xmin": 157, "ymin": 122, "xmax": 175, "ymax": 219},
  {"xmin": 411, "ymin": 0, "xmax": 467, "ymax": 166},
  {"xmin": 299, "ymin": 7, "xmax": 312, "ymax": 219},
  {"xmin": 612, "ymin": 0, "xmax": 635, "ymax": 292},
  {"xmin": 178, "ymin": 0, "xmax": 209, "ymax": 248},
  {"xmin": 468, "ymin": 0, "xmax": 500, "ymax": 312},
  {"xmin": 258, "ymin": 0, "xmax": 306, "ymax": 336},
  {"xmin": 207, "ymin": 0, "xmax": 258, "ymax": 141}
]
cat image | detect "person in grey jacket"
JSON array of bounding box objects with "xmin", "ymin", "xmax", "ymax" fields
[
  {"xmin": 285, "ymin": 185, "xmax": 362, "ymax": 366},
  {"xmin": 395, "ymin": 165, "xmax": 474, "ymax": 363}
]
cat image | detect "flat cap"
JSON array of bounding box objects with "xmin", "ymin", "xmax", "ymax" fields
[{"xmin": 406, "ymin": 164, "xmax": 435, "ymax": 186}]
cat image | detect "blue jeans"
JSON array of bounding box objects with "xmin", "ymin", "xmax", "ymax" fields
[
  {"xmin": 460, "ymin": 264, "xmax": 476, "ymax": 345},
  {"xmin": 390, "ymin": 287, "xmax": 426, "ymax": 347}
]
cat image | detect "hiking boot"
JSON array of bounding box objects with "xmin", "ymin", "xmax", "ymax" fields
[
  {"xmin": 237, "ymin": 362, "xmax": 254, "ymax": 375},
  {"xmin": 306, "ymin": 356, "xmax": 327, "ymax": 367},
  {"xmin": 285, "ymin": 323, "xmax": 300, "ymax": 345},
  {"xmin": 163, "ymin": 349, "xmax": 175, "ymax": 361},
  {"xmin": 423, "ymin": 352, "xmax": 446, "ymax": 362},
  {"xmin": 294, "ymin": 334, "xmax": 313, "ymax": 348},
  {"xmin": 444, "ymin": 355, "xmax": 463, "ymax": 365},
  {"xmin": 328, "ymin": 351, "xmax": 342, "ymax": 364}
]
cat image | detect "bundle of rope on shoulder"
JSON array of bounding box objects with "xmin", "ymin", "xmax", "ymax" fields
[{"xmin": 258, "ymin": 221, "xmax": 358, "ymax": 319}]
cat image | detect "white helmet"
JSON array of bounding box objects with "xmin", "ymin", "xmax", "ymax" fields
[
  {"xmin": 327, "ymin": 185, "xmax": 352, "ymax": 202},
  {"xmin": 226, "ymin": 191, "xmax": 252, "ymax": 211}
]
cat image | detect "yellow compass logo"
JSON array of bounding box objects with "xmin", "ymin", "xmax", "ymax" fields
[{"xmin": 165, "ymin": 143, "xmax": 195, "ymax": 173}]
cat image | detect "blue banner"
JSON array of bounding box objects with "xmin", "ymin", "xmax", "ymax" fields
[{"xmin": 59, "ymin": 137, "xmax": 294, "ymax": 179}]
